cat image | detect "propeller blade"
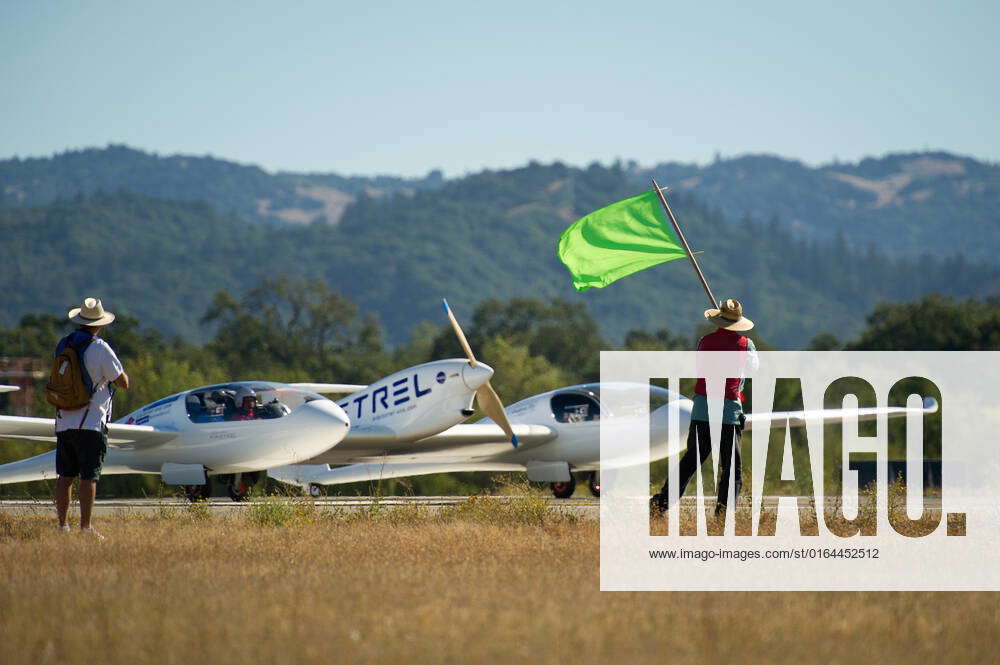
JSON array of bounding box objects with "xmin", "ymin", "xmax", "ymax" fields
[
  {"xmin": 476, "ymin": 381, "xmax": 519, "ymax": 448},
  {"xmin": 442, "ymin": 299, "xmax": 478, "ymax": 366},
  {"xmin": 442, "ymin": 298, "xmax": 517, "ymax": 448}
]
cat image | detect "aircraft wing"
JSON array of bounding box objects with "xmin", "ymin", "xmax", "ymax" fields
[
  {"xmin": 0, "ymin": 416, "xmax": 179, "ymax": 448},
  {"xmin": 270, "ymin": 460, "xmax": 524, "ymax": 487},
  {"xmin": 282, "ymin": 423, "xmax": 555, "ymax": 477},
  {"xmin": 337, "ymin": 423, "xmax": 555, "ymax": 449},
  {"xmin": 289, "ymin": 383, "xmax": 366, "ymax": 395},
  {"xmin": 744, "ymin": 397, "xmax": 938, "ymax": 430},
  {"xmin": 414, "ymin": 423, "xmax": 555, "ymax": 448}
]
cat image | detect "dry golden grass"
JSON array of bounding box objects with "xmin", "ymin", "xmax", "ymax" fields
[{"xmin": 0, "ymin": 499, "xmax": 997, "ymax": 665}]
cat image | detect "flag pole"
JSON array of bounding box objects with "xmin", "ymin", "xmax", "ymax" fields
[{"xmin": 650, "ymin": 178, "xmax": 718, "ymax": 309}]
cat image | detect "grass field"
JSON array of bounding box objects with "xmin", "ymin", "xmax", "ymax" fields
[{"xmin": 0, "ymin": 496, "xmax": 996, "ymax": 665}]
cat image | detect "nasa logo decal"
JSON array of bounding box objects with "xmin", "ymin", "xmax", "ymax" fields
[{"xmin": 436, "ymin": 371, "xmax": 447, "ymax": 384}]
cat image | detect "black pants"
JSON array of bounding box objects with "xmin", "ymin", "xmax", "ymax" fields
[
  {"xmin": 55, "ymin": 429, "xmax": 108, "ymax": 481},
  {"xmin": 659, "ymin": 420, "xmax": 742, "ymax": 509}
]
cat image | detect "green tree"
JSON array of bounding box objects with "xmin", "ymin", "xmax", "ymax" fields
[
  {"xmin": 201, "ymin": 278, "xmax": 389, "ymax": 382},
  {"xmin": 477, "ymin": 336, "xmax": 571, "ymax": 406},
  {"xmin": 807, "ymin": 332, "xmax": 843, "ymax": 350},
  {"xmin": 847, "ymin": 294, "xmax": 1000, "ymax": 350},
  {"xmin": 430, "ymin": 297, "xmax": 605, "ymax": 381},
  {"xmin": 624, "ymin": 328, "xmax": 691, "ymax": 350}
]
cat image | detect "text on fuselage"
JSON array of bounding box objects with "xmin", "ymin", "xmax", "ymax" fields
[{"xmin": 339, "ymin": 373, "xmax": 432, "ymax": 420}]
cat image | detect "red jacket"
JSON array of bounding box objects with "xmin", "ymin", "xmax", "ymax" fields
[{"xmin": 694, "ymin": 328, "xmax": 750, "ymax": 402}]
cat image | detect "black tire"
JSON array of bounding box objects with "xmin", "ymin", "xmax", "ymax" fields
[
  {"xmin": 309, "ymin": 483, "xmax": 324, "ymax": 498},
  {"xmin": 588, "ymin": 472, "xmax": 600, "ymax": 497},
  {"xmin": 550, "ymin": 476, "xmax": 576, "ymax": 499}
]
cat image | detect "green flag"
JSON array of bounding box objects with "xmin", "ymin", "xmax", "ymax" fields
[{"xmin": 557, "ymin": 190, "xmax": 687, "ymax": 291}]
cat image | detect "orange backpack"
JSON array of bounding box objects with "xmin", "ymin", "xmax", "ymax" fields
[{"xmin": 45, "ymin": 334, "xmax": 95, "ymax": 409}]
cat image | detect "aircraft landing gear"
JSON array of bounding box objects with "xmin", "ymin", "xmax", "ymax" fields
[
  {"xmin": 550, "ymin": 475, "xmax": 576, "ymax": 499},
  {"xmin": 309, "ymin": 483, "xmax": 324, "ymax": 498},
  {"xmin": 588, "ymin": 471, "xmax": 600, "ymax": 497},
  {"xmin": 184, "ymin": 483, "xmax": 210, "ymax": 502},
  {"xmin": 227, "ymin": 472, "xmax": 260, "ymax": 502}
]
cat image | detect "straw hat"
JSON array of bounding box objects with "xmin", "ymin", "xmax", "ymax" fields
[
  {"xmin": 704, "ymin": 298, "xmax": 753, "ymax": 332},
  {"xmin": 68, "ymin": 297, "xmax": 116, "ymax": 327}
]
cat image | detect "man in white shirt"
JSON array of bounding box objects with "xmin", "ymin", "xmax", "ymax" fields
[{"xmin": 54, "ymin": 298, "xmax": 130, "ymax": 537}]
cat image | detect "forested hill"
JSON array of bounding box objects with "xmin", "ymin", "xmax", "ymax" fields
[
  {"xmin": 0, "ymin": 145, "xmax": 444, "ymax": 226},
  {"xmin": 640, "ymin": 152, "xmax": 1000, "ymax": 259},
  {"xmin": 3, "ymin": 146, "xmax": 998, "ymax": 260},
  {"xmin": 3, "ymin": 162, "xmax": 997, "ymax": 348}
]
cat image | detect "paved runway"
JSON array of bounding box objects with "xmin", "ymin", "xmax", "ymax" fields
[
  {"xmin": 0, "ymin": 495, "xmax": 603, "ymax": 518},
  {"xmin": 0, "ymin": 495, "xmax": 941, "ymax": 520}
]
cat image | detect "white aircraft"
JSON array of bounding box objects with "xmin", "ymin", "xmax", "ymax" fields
[
  {"xmin": 269, "ymin": 302, "xmax": 939, "ymax": 498},
  {"xmin": 273, "ymin": 379, "xmax": 938, "ymax": 499},
  {"xmin": 0, "ymin": 303, "xmax": 937, "ymax": 502},
  {"xmin": 270, "ymin": 379, "xmax": 676, "ymax": 498},
  {"xmin": 0, "ymin": 382, "xmax": 350, "ymax": 500}
]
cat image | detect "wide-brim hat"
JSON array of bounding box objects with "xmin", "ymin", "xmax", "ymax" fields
[
  {"xmin": 704, "ymin": 298, "xmax": 754, "ymax": 332},
  {"xmin": 68, "ymin": 297, "xmax": 116, "ymax": 327}
]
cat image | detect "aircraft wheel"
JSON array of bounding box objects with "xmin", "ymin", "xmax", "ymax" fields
[
  {"xmin": 309, "ymin": 483, "xmax": 324, "ymax": 498},
  {"xmin": 184, "ymin": 484, "xmax": 210, "ymax": 503},
  {"xmin": 588, "ymin": 472, "xmax": 600, "ymax": 497},
  {"xmin": 550, "ymin": 476, "xmax": 576, "ymax": 499}
]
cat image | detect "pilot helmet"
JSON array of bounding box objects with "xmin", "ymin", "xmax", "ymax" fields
[{"xmin": 234, "ymin": 386, "xmax": 257, "ymax": 409}]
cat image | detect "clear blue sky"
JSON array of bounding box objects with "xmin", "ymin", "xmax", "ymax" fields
[{"xmin": 2, "ymin": 0, "xmax": 996, "ymax": 176}]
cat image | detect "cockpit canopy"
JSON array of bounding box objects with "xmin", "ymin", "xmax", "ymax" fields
[
  {"xmin": 551, "ymin": 390, "xmax": 601, "ymax": 423},
  {"xmin": 185, "ymin": 382, "xmax": 324, "ymax": 423},
  {"xmin": 548, "ymin": 382, "xmax": 684, "ymax": 423}
]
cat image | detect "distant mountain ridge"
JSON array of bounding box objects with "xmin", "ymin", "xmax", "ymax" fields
[
  {"xmin": 0, "ymin": 145, "xmax": 444, "ymax": 226},
  {"xmin": 639, "ymin": 151, "xmax": 1000, "ymax": 258},
  {"xmin": 2, "ymin": 145, "xmax": 997, "ymax": 259},
  {"xmin": 2, "ymin": 172, "xmax": 997, "ymax": 349}
]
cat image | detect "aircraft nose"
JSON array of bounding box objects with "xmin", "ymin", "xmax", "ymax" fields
[
  {"xmin": 461, "ymin": 362, "xmax": 494, "ymax": 390},
  {"xmin": 299, "ymin": 398, "xmax": 351, "ymax": 443}
]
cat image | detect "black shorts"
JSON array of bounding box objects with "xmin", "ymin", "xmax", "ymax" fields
[{"xmin": 56, "ymin": 429, "xmax": 108, "ymax": 481}]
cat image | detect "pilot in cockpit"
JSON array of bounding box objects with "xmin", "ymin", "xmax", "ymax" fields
[
  {"xmin": 564, "ymin": 404, "xmax": 589, "ymax": 423},
  {"xmin": 229, "ymin": 387, "xmax": 260, "ymax": 421}
]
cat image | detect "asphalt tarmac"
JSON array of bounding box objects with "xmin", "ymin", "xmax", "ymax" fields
[
  {"xmin": 0, "ymin": 495, "xmax": 943, "ymax": 520},
  {"xmin": 0, "ymin": 495, "xmax": 603, "ymax": 518}
]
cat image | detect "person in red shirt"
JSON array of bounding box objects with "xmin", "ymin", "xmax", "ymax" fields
[{"xmin": 652, "ymin": 299, "xmax": 758, "ymax": 516}]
